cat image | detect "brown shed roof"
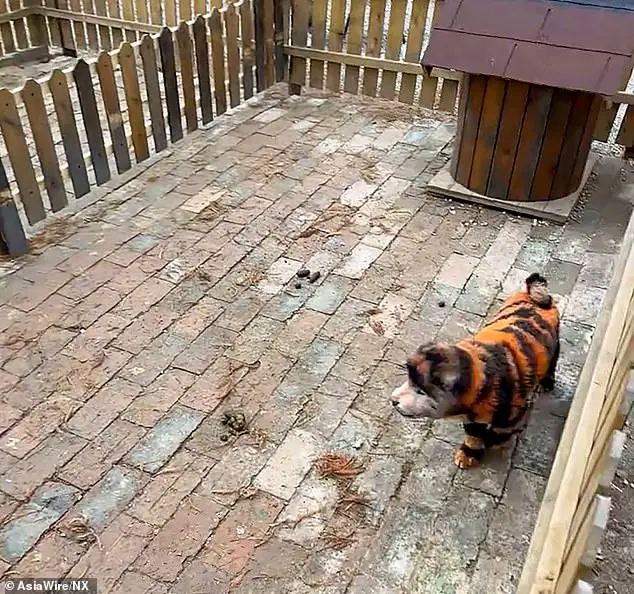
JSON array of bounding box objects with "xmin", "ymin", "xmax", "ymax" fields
[{"xmin": 421, "ymin": 0, "xmax": 634, "ymax": 95}]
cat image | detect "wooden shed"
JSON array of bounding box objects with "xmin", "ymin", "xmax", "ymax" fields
[{"xmin": 421, "ymin": 0, "xmax": 634, "ymax": 220}]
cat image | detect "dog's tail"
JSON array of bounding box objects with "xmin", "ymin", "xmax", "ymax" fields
[{"xmin": 525, "ymin": 273, "xmax": 553, "ymax": 308}]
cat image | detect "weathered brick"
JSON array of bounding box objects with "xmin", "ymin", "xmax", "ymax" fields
[
  {"xmin": 565, "ymin": 283, "xmax": 607, "ymax": 326},
  {"xmin": 0, "ymin": 482, "xmax": 79, "ymax": 562},
  {"xmin": 58, "ymin": 260, "xmax": 122, "ymax": 301},
  {"xmin": 0, "ymin": 402, "xmax": 22, "ymax": 436},
  {"xmin": 306, "ymin": 274, "xmax": 354, "ymax": 315},
  {"xmin": 335, "ymin": 244, "xmax": 383, "ymax": 279},
  {"xmin": 124, "ymin": 405, "xmax": 205, "ymax": 473},
  {"xmin": 214, "ymin": 289, "xmax": 269, "ymax": 332},
  {"xmin": 112, "ymin": 305, "xmax": 179, "ymax": 355},
  {"xmin": 0, "ymin": 430, "xmax": 87, "ymax": 500},
  {"xmin": 134, "ymin": 493, "xmax": 227, "ymax": 581},
  {"xmin": 72, "ymin": 466, "xmax": 148, "ymax": 531},
  {"xmin": 59, "ymin": 419, "xmax": 145, "ymax": 489},
  {"xmin": 330, "ymin": 333, "xmax": 388, "ymax": 386},
  {"xmin": 227, "ymin": 315, "xmax": 284, "ymax": 364},
  {"xmin": 169, "ymin": 295, "xmax": 225, "ymax": 340},
  {"xmin": 320, "ymin": 297, "xmax": 374, "ymax": 345},
  {"xmin": 273, "ymin": 309, "xmax": 329, "ymax": 360},
  {"xmin": 436, "ymin": 253, "xmax": 480, "ymax": 289},
  {"xmin": 110, "ymin": 571, "xmax": 169, "ymax": 594},
  {"xmin": 113, "ymin": 277, "xmax": 174, "ymax": 320},
  {"xmin": 63, "ymin": 313, "xmax": 130, "ymax": 362},
  {"xmin": 513, "ymin": 409, "xmax": 565, "ymax": 476}
]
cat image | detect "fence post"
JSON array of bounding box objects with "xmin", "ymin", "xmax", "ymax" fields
[
  {"xmin": 24, "ymin": 0, "xmax": 49, "ymax": 55},
  {"xmin": 274, "ymin": 0, "xmax": 289, "ymax": 83},
  {"xmin": 0, "ymin": 155, "xmax": 28, "ymax": 257}
]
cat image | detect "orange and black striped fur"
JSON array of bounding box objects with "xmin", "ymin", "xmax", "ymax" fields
[{"xmin": 390, "ymin": 273, "xmax": 560, "ymax": 469}]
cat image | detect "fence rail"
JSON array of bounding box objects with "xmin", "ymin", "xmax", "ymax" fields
[{"xmin": 517, "ymin": 213, "xmax": 634, "ymax": 594}]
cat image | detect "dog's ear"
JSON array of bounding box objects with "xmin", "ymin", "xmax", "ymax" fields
[{"xmin": 419, "ymin": 344, "xmax": 461, "ymax": 388}]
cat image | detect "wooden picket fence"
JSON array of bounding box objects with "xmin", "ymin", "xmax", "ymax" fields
[
  {"xmin": 517, "ymin": 214, "xmax": 634, "ymax": 594},
  {"xmin": 0, "ymin": 0, "xmax": 285, "ymax": 256}
]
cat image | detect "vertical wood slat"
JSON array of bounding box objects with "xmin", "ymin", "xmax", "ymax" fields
[
  {"xmin": 550, "ymin": 92, "xmax": 593, "ymax": 200},
  {"xmin": 119, "ymin": 42, "xmax": 150, "ymax": 162},
  {"xmin": 158, "ymin": 27, "xmax": 184, "ymax": 143},
  {"xmin": 454, "ymin": 75, "xmax": 486, "ymax": 186},
  {"xmin": 121, "ymin": 0, "xmax": 136, "ymax": 41},
  {"xmin": 93, "ymin": 0, "xmax": 112, "ymax": 50},
  {"xmin": 439, "ymin": 79, "xmax": 460, "ymax": 113},
  {"xmin": 9, "ymin": 0, "xmax": 28, "ymax": 49},
  {"xmin": 343, "ymin": 0, "xmax": 366, "ymax": 94},
  {"xmin": 509, "ymin": 85, "xmax": 553, "ymax": 201},
  {"xmin": 487, "ymin": 80, "xmax": 530, "ymax": 199},
  {"xmin": 165, "ymin": 0, "xmax": 177, "ymax": 26},
  {"xmin": 44, "ymin": 0, "xmax": 61, "ymax": 48},
  {"xmin": 273, "ymin": 0, "xmax": 289, "ymax": 83},
  {"xmin": 530, "ymin": 89, "xmax": 574, "ymax": 201},
  {"xmin": 193, "ymin": 15, "xmax": 214, "ymax": 124},
  {"xmin": 49, "ymin": 70, "xmax": 90, "ymax": 198},
  {"xmin": 24, "ymin": 0, "xmax": 48, "ymax": 49},
  {"xmin": 241, "ymin": 0, "xmax": 256, "ymax": 99},
  {"xmin": 0, "ymin": 0, "xmax": 16, "ymax": 53},
  {"xmin": 0, "ymin": 89, "xmax": 46, "ymax": 224},
  {"xmin": 309, "ymin": 0, "xmax": 328, "ymax": 89},
  {"xmin": 180, "ymin": 0, "xmax": 192, "ymax": 22},
  {"xmin": 0, "ymin": 153, "xmax": 29, "ymax": 257},
  {"xmin": 616, "ymin": 104, "xmax": 634, "ymax": 148},
  {"xmin": 176, "ymin": 21, "xmax": 198, "ymax": 132},
  {"xmin": 149, "ymin": 0, "xmax": 161, "ymax": 25},
  {"xmin": 82, "ymin": 0, "xmax": 100, "ymax": 50},
  {"xmin": 254, "ymin": 0, "xmax": 266, "ymax": 91},
  {"xmin": 69, "ymin": 0, "xmax": 87, "ymax": 50},
  {"xmin": 326, "ymin": 0, "xmax": 346, "ymax": 92},
  {"xmin": 288, "ymin": 0, "xmax": 310, "ymax": 92},
  {"xmin": 262, "ymin": 0, "xmax": 275, "ymax": 88},
  {"xmin": 73, "ymin": 59, "xmax": 111, "ymax": 185},
  {"xmin": 97, "ymin": 51, "xmax": 132, "ymax": 173},
  {"xmin": 107, "ymin": 0, "xmax": 123, "ymax": 46},
  {"xmin": 135, "ymin": 0, "xmax": 148, "ymax": 25},
  {"xmin": 140, "ymin": 35, "xmax": 168, "ymax": 152},
  {"xmin": 569, "ymin": 96, "xmax": 602, "ymax": 194},
  {"xmin": 210, "ymin": 10, "xmax": 228, "ymax": 115},
  {"xmin": 449, "ymin": 74, "xmax": 469, "ymax": 178},
  {"xmin": 469, "ymin": 77, "xmax": 506, "ymax": 194},
  {"xmin": 362, "ymin": 0, "xmax": 387, "ymax": 97},
  {"xmin": 420, "ymin": 0, "xmax": 443, "ymax": 108},
  {"xmin": 194, "ymin": 0, "xmax": 206, "ymax": 16},
  {"xmin": 224, "ymin": 3, "xmax": 241, "ymax": 108},
  {"xmin": 381, "ymin": 0, "xmax": 407, "ymax": 100},
  {"xmin": 21, "ymin": 79, "xmax": 67, "ymax": 212},
  {"xmin": 55, "ymin": 0, "xmax": 77, "ymax": 54}
]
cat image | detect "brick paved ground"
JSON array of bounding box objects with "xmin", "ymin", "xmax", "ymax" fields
[{"xmin": 0, "ymin": 86, "xmax": 633, "ymax": 594}]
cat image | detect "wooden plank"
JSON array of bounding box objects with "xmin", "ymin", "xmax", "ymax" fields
[
  {"xmin": 140, "ymin": 35, "xmax": 168, "ymax": 152},
  {"xmin": 21, "ymin": 79, "xmax": 67, "ymax": 213},
  {"xmin": 119, "ymin": 42, "xmax": 150, "ymax": 163},
  {"xmin": 179, "ymin": 0, "xmax": 192, "ymax": 22},
  {"xmin": 97, "ymin": 51, "xmax": 132, "ymax": 173},
  {"xmin": 121, "ymin": 0, "xmax": 136, "ymax": 41},
  {"xmin": 9, "ymin": 0, "xmax": 28, "ymax": 49},
  {"xmin": 194, "ymin": 0, "xmax": 206, "ymax": 16},
  {"xmin": 343, "ymin": 0, "xmax": 366, "ymax": 94},
  {"xmin": 454, "ymin": 75, "xmax": 486, "ymax": 187},
  {"xmin": 326, "ymin": 0, "xmax": 346, "ymax": 92},
  {"xmin": 569, "ymin": 96, "xmax": 602, "ymax": 194},
  {"xmin": 253, "ymin": 0, "xmax": 266, "ymax": 90},
  {"xmin": 273, "ymin": 0, "xmax": 289, "ymax": 83},
  {"xmin": 616, "ymin": 104, "xmax": 634, "ymax": 148},
  {"xmin": 439, "ymin": 79, "xmax": 459, "ymax": 113},
  {"xmin": 176, "ymin": 21, "xmax": 198, "ymax": 131},
  {"xmin": 550, "ymin": 92, "xmax": 593, "ymax": 199},
  {"xmin": 93, "ymin": 0, "xmax": 112, "ymax": 50},
  {"xmin": 240, "ymin": 0, "xmax": 255, "ymax": 99},
  {"xmin": 24, "ymin": 0, "xmax": 48, "ymax": 50},
  {"xmin": 449, "ymin": 74, "xmax": 469, "ymax": 178},
  {"xmin": 53, "ymin": 0, "xmax": 75, "ymax": 53},
  {"xmin": 224, "ymin": 2, "xmax": 241, "ymax": 108},
  {"xmin": 149, "ymin": 0, "xmax": 161, "ymax": 25},
  {"xmin": 82, "ymin": 0, "xmax": 100, "ymax": 50},
  {"xmin": 0, "ymin": 153, "xmax": 28, "ymax": 257},
  {"xmin": 0, "ymin": 89, "xmax": 46, "ymax": 225},
  {"xmin": 308, "ymin": 0, "xmax": 328, "ymax": 89},
  {"xmin": 531, "ymin": 231, "xmax": 634, "ymax": 594},
  {"xmin": 158, "ymin": 27, "xmax": 183, "ymax": 143},
  {"xmin": 469, "ymin": 77, "xmax": 505, "ymax": 194},
  {"xmin": 420, "ymin": 0, "xmax": 443, "ymax": 108},
  {"xmin": 49, "ymin": 70, "xmax": 90, "ymax": 198},
  {"xmin": 73, "ymin": 59, "xmax": 110, "ymax": 185},
  {"xmin": 165, "ymin": 0, "xmax": 177, "ymax": 26},
  {"xmin": 380, "ymin": 0, "xmax": 407, "ymax": 100},
  {"xmin": 487, "ymin": 81, "xmax": 530, "ymax": 199},
  {"xmin": 509, "ymin": 84, "xmax": 553, "ymax": 202},
  {"xmin": 135, "ymin": 0, "xmax": 148, "ymax": 25},
  {"xmin": 262, "ymin": 0, "xmax": 275, "ymax": 87},
  {"xmin": 0, "ymin": 0, "xmax": 16, "ymax": 53},
  {"xmin": 209, "ymin": 10, "xmax": 227, "ymax": 115},
  {"xmin": 107, "ymin": 0, "xmax": 123, "ymax": 46},
  {"xmin": 362, "ymin": 0, "xmax": 386, "ymax": 97},
  {"xmin": 599, "ymin": 430, "xmax": 626, "ymax": 491},
  {"xmin": 68, "ymin": 0, "xmax": 87, "ymax": 50},
  {"xmin": 193, "ymin": 15, "xmax": 213, "ymax": 124}
]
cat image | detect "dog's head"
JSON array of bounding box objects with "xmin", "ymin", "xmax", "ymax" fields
[{"xmin": 390, "ymin": 343, "xmax": 470, "ymax": 419}]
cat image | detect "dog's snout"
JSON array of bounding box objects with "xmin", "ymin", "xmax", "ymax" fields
[{"xmin": 391, "ymin": 399, "xmax": 399, "ymax": 407}]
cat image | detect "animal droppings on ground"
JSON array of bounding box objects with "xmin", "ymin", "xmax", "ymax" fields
[
  {"xmin": 221, "ymin": 409, "xmax": 247, "ymax": 434},
  {"xmin": 308, "ymin": 271, "xmax": 321, "ymax": 283},
  {"xmin": 296, "ymin": 268, "xmax": 310, "ymax": 278}
]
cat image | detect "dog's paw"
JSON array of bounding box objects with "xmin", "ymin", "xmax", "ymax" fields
[
  {"xmin": 454, "ymin": 448, "xmax": 480, "ymax": 469},
  {"xmin": 540, "ymin": 376, "xmax": 555, "ymax": 392}
]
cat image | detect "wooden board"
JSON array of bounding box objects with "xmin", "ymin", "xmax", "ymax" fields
[
  {"xmin": 53, "ymin": 0, "xmax": 75, "ymax": 54},
  {"xmin": 97, "ymin": 51, "xmax": 132, "ymax": 173},
  {"xmin": 399, "ymin": 0, "xmax": 429, "ymax": 104},
  {"xmin": 362, "ymin": 0, "xmax": 387, "ymax": 98},
  {"xmin": 380, "ymin": 0, "xmax": 406, "ymax": 100},
  {"xmin": 616, "ymin": 104, "xmax": 634, "ymax": 148},
  {"xmin": 21, "ymin": 79, "xmax": 67, "ymax": 212},
  {"xmin": 0, "ymin": 154, "xmax": 28, "ymax": 257},
  {"xmin": 209, "ymin": 11, "xmax": 227, "ymax": 115},
  {"xmin": 107, "ymin": 0, "xmax": 124, "ymax": 46},
  {"xmin": 158, "ymin": 27, "xmax": 184, "ymax": 143},
  {"xmin": 0, "ymin": 0, "xmax": 16, "ymax": 53},
  {"xmin": 427, "ymin": 155, "xmax": 598, "ymax": 225},
  {"xmin": 420, "ymin": 0, "xmax": 443, "ymax": 108},
  {"xmin": 509, "ymin": 85, "xmax": 553, "ymax": 201},
  {"xmin": 308, "ymin": 0, "xmax": 327, "ymax": 89},
  {"xmin": 454, "ymin": 74, "xmax": 486, "ymax": 187},
  {"xmin": 135, "ymin": 0, "xmax": 148, "ymax": 25},
  {"xmin": 179, "ymin": 0, "xmax": 191, "ymax": 22},
  {"xmin": 253, "ymin": 0, "xmax": 266, "ymax": 91},
  {"xmin": 469, "ymin": 77, "xmax": 505, "ymax": 194},
  {"xmin": 224, "ymin": 3, "xmax": 241, "ymax": 108},
  {"xmin": 487, "ymin": 81, "xmax": 529, "ymax": 199},
  {"xmin": 82, "ymin": 0, "xmax": 100, "ymax": 49},
  {"xmin": 94, "ymin": 0, "xmax": 112, "ymax": 51},
  {"xmin": 73, "ymin": 59, "xmax": 111, "ymax": 185},
  {"xmin": 193, "ymin": 15, "xmax": 213, "ymax": 124},
  {"xmin": 140, "ymin": 35, "xmax": 168, "ymax": 152},
  {"xmin": 165, "ymin": 0, "xmax": 177, "ymax": 26},
  {"xmin": 343, "ymin": 0, "xmax": 366, "ymax": 94},
  {"xmin": 273, "ymin": 0, "xmax": 289, "ymax": 83},
  {"xmin": 176, "ymin": 21, "xmax": 198, "ymax": 131},
  {"xmin": 149, "ymin": 0, "xmax": 161, "ymax": 25},
  {"xmin": 569, "ymin": 96, "xmax": 602, "ymax": 193},
  {"xmin": 69, "ymin": 0, "xmax": 87, "ymax": 49},
  {"xmin": 240, "ymin": 0, "xmax": 255, "ymax": 100},
  {"xmin": 121, "ymin": 0, "xmax": 136, "ymax": 41},
  {"xmin": 119, "ymin": 42, "xmax": 150, "ymax": 162},
  {"xmin": 262, "ymin": 0, "xmax": 275, "ymax": 87},
  {"xmin": 49, "ymin": 70, "xmax": 90, "ymax": 198},
  {"xmin": 326, "ymin": 0, "xmax": 346, "ymax": 92},
  {"xmin": 9, "ymin": 0, "xmax": 28, "ymax": 49},
  {"xmin": 0, "ymin": 88, "xmax": 46, "ymax": 225}
]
